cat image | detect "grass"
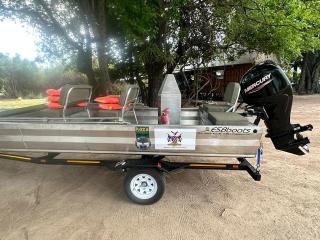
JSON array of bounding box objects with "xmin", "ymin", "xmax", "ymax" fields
[{"xmin": 0, "ymin": 98, "xmax": 46, "ymax": 109}]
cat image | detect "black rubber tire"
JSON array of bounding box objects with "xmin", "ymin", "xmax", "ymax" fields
[{"xmin": 124, "ymin": 168, "xmax": 165, "ymax": 205}]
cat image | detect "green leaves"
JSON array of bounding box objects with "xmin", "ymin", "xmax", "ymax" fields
[
  {"xmin": 226, "ymin": 0, "xmax": 320, "ymax": 62},
  {"xmin": 1, "ymin": 0, "xmax": 319, "ymax": 98},
  {"xmin": 0, "ymin": 53, "xmax": 40, "ymax": 97},
  {"xmin": 112, "ymin": 0, "xmax": 159, "ymax": 43}
]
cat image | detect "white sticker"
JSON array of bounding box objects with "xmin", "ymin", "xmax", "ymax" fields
[{"xmin": 154, "ymin": 128, "xmax": 196, "ymax": 150}]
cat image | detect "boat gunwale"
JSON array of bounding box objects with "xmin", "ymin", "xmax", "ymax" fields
[{"xmin": 0, "ymin": 148, "xmax": 257, "ymax": 158}]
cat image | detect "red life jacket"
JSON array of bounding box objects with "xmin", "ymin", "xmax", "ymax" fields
[
  {"xmin": 46, "ymin": 89, "xmax": 61, "ymax": 96},
  {"xmin": 95, "ymin": 95, "xmax": 120, "ymax": 104}
]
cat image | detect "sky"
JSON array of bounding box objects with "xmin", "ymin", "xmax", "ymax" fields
[{"xmin": 0, "ymin": 20, "xmax": 38, "ymax": 60}]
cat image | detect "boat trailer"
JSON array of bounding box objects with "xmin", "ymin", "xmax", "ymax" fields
[
  {"xmin": 0, "ymin": 152, "xmax": 262, "ymax": 180},
  {"xmin": 0, "ymin": 151, "xmax": 262, "ymax": 204}
]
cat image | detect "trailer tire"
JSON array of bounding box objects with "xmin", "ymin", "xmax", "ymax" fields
[{"xmin": 124, "ymin": 168, "xmax": 165, "ymax": 205}]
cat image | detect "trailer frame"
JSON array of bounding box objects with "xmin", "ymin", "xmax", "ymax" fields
[
  {"xmin": 0, "ymin": 151, "xmax": 261, "ymax": 204},
  {"xmin": 0, "ymin": 152, "xmax": 261, "ymax": 180}
]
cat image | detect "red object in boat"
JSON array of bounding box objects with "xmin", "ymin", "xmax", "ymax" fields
[
  {"xmin": 99, "ymin": 103, "xmax": 122, "ymax": 110},
  {"xmin": 95, "ymin": 95, "xmax": 120, "ymax": 104},
  {"xmin": 47, "ymin": 95, "xmax": 60, "ymax": 102},
  {"xmin": 160, "ymin": 108, "xmax": 170, "ymax": 124},
  {"xmin": 48, "ymin": 101, "xmax": 87, "ymax": 108},
  {"xmin": 48, "ymin": 102, "xmax": 63, "ymax": 109},
  {"xmin": 46, "ymin": 89, "xmax": 61, "ymax": 96},
  {"xmin": 77, "ymin": 102, "xmax": 88, "ymax": 107}
]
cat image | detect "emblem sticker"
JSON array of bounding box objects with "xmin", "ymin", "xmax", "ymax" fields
[
  {"xmin": 154, "ymin": 128, "xmax": 196, "ymax": 150},
  {"xmin": 135, "ymin": 126, "xmax": 151, "ymax": 150}
]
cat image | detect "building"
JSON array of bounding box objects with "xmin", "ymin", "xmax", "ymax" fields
[{"xmin": 175, "ymin": 52, "xmax": 276, "ymax": 102}]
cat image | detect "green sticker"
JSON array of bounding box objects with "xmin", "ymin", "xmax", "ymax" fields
[
  {"xmin": 135, "ymin": 126, "xmax": 150, "ymax": 138},
  {"xmin": 135, "ymin": 126, "xmax": 151, "ymax": 150}
]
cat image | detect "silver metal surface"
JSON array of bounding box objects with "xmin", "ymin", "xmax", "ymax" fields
[
  {"xmin": 0, "ymin": 104, "xmax": 263, "ymax": 160},
  {"xmin": 158, "ymin": 74, "xmax": 181, "ymax": 124},
  {"xmin": 0, "ymin": 120, "xmax": 262, "ymax": 158},
  {"xmin": 119, "ymin": 85, "xmax": 140, "ymax": 124}
]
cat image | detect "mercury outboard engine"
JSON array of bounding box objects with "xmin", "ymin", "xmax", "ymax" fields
[{"xmin": 240, "ymin": 61, "xmax": 313, "ymax": 155}]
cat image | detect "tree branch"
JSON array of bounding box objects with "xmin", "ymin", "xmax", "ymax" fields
[{"xmin": 34, "ymin": 0, "xmax": 83, "ymax": 52}]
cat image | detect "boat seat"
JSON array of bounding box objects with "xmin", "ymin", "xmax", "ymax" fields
[
  {"xmin": 95, "ymin": 84, "xmax": 140, "ymax": 124},
  {"xmin": 117, "ymin": 84, "xmax": 140, "ymax": 123},
  {"xmin": 202, "ymin": 82, "xmax": 240, "ymax": 112},
  {"xmin": 201, "ymin": 103, "xmax": 231, "ymax": 112},
  {"xmin": 59, "ymin": 84, "xmax": 92, "ymax": 118},
  {"xmin": 208, "ymin": 112, "xmax": 249, "ymax": 125}
]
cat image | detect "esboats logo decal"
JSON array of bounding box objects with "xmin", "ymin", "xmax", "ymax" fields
[
  {"xmin": 244, "ymin": 73, "xmax": 272, "ymax": 94},
  {"xmin": 200, "ymin": 126, "xmax": 258, "ymax": 135}
]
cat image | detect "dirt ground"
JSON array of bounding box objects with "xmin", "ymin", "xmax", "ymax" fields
[{"xmin": 0, "ymin": 95, "xmax": 319, "ymax": 240}]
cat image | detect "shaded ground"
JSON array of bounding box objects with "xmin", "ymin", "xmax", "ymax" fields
[{"xmin": 0, "ymin": 95, "xmax": 319, "ymax": 240}]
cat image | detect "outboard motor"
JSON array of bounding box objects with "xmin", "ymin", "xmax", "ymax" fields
[{"xmin": 240, "ymin": 61, "xmax": 313, "ymax": 155}]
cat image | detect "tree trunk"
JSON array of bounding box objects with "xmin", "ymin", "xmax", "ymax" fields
[
  {"xmin": 76, "ymin": 49, "xmax": 98, "ymax": 97},
  {"xmin": 144, "ymin": 3, "xmax": 167, "ymax": 107},
  {"xmin": 96, "ymin": 43, "xmax": 111, "ymax": 94},
  {"xmin": 128, "ymin": 42, "xmax": 135, "ymax": 84},
  {"xmin": 95, "ymin": 0, "xmax": 112, "ymax": 96},
  {"xmin": 298, "ymin": 51, "xmax": 320, "ymax": 94},
  {"xmin": 166, "ymin": 6, "xmax": 188, "ymax": 74},
  {"xmin": 312, "ymin": 65, "xmax": 320, "ymax": 92},
  {"xmin": 292, "ymin": 61, "xmax": 299, "ymax": 92},
  {"xmin": 146, "ymin": 62, "xmax": 165, "ymax": 106},
  {"xmin": 79, "ymin": 0, "xmax": 112, "ymax": 97},
  {"xmin": 8, "ymin": 62, "xmax": 18, "ymax": 98},
  {"xmin": 135, "ymin": 70, "xmax": 146, "ymax": 103}
]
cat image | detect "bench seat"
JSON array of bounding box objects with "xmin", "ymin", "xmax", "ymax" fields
[
  {"xmin": 201, "ymin": 103, "xmax": 231, "ymax": 112},
  {"xmin": 208, "ymin": 112, "xmax": 249, "ymax": 125}
]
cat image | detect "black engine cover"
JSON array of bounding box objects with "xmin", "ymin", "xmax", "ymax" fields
[{"xmin": 240, "ymin": 61, "xmax": 311, "ymax": 155}]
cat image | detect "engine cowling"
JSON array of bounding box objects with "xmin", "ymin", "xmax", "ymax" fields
[{"xmin": 240, "ymin": 61, "xmax": 312, "ymax": 155}]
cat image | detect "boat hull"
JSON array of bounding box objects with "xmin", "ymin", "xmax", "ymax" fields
[{"xmin": 0, "ymin": 122, "xmax": 262, "ymax": 158}]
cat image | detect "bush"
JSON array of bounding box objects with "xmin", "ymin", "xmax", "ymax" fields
[
  {"xmin": 111, "ymin": 81, "xmax": 127, "ymax": 95},
  {"xmin": 0, "ymin": 54, "xmax": 40, "ymax": 98},
  {"xmin": 0, "ymin": 53, "xmax": 88, "ymax": 98}
]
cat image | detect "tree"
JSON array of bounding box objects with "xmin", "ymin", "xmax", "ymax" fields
[
  {"xmin": 225, "ymin": 0, "xmax": 320, "ymax": 93},
  {"xmin": 115, "ymin": 0, "xmax": 234, "ymax": 106},
  {"xmin": 0, "ymin": 0, "xmax": 113, "ymax": 96},
  {"xmin": 111, "ymin": 0, "xmax": 165, "ymax": 106},
  {"xmin": 298, "ymin": 51, "xmax": 320, "ymax": 93},
  {"xmin": 2, "ymin": 0, "xmax": 319, "ymax": 103},
  {"xmin": 0, "ymin": 53, "xmax": 40, "ymax": 97},
  {"xmin": 0, "ymin": 53, "xmax": 87, "ymax": 97}
]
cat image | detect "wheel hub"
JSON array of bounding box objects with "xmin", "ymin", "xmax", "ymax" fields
[{"xmin": 130, "ymin": 173, "xmax": 158, "ymax": 200}]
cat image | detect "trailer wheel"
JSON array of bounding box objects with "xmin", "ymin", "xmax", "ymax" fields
[{"xmin": 124, "ymin": 168, "xmax": 165, "ymax": 205}]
